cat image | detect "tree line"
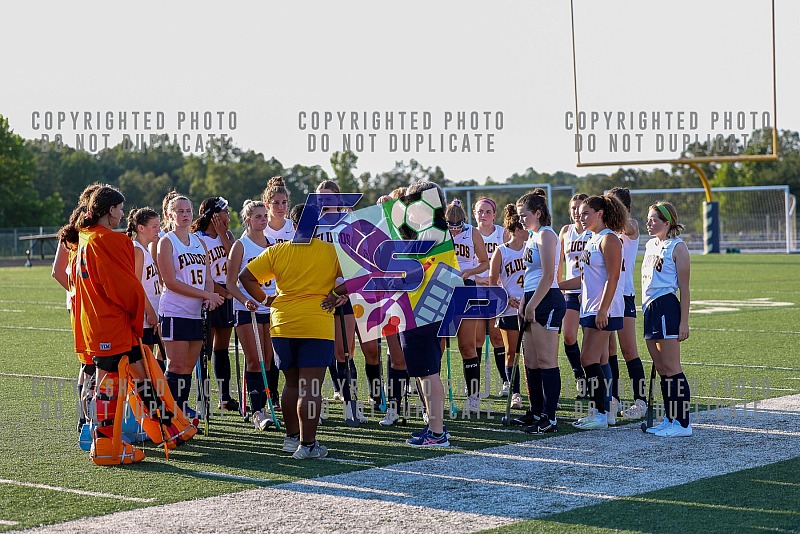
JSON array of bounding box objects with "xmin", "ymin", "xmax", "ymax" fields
[{"xmin": 1, "ymin": 114, "xmax": 798, "ymax": 228}]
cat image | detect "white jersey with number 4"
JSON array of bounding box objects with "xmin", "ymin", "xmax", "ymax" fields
[
  {"xmin": 641, "ymin": 237, "xmax": 682, "ymax": 310},
  {"xmin": 496, "ymin": 243, "xmax": 526, "ymax": 317},
  {"xmin": 159, "ymin": 232, "xmax": 206, "ymax": 319},
  {"xmin": 579, "ymin": 228, "xmax": 624, "ymax": 319}
]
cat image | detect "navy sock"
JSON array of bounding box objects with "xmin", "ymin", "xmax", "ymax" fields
[
  {"xmin": 525, "ymin": 367, "xmax": 543, "ymax": 414},
  {"xmin": 660, "ymin": 375, "xmax": 671, "ymax": 420},
  {"xmin": 463, "ymin": 357, "xmax": 481, "ymax": 397},
  {"xmin": 665, "ymin": 373, "xmax": 691, "ymax": 427},
  {"xmin": 336, "ymin": 361, "xmax": 356, "ymax": 403},
  {"xmin": 267, "ymin": 357, "xmax": 280, "ymax": 406},
  {"xmin": 584, "ymin": 363, "xmax": 606, "ymax": 414},
  {"xmin": 387, "ymin": 367, "xmax": 408, "ymax": 406},
  {"xmin": 245, "ymin": 371, "xmax": 266, "ymax": 412},
  {"xmin": 601, "ymin": 363, "xmax": 612, "ymax": 411},
  {"xmin": 213, "ymin": 349, "xmax": 231, "ymax": 401},
  {"xmin": 328, "ymin": 362, "xmax": 339, "ymax": 392},
  {"xmin": 506, "ymin": 365, "xmax": 521, "ymax": 394},
  {"xmin": 494, "ymin": 347, "xmax": 507, "ymax": 382},
  {"xmin": 364, "ymin": 363, "xmax": 381, "ymax": 402},
  {"xmin": 540, "ymin": 367, "xmax": 561, "ymax": 421},
  {"xmin": 166, "ymin": 371, "xmax": 192, "ymax": 414},
  {"xmin": 564, "ymin": 342, "xmax": 584, "ymax": 379},
  {"xmin": 609, "ymin": 354, "xmax": 620, "ymax": 400},
  {"xmin": 626, "ymin": 357, "xmax": 646, "ymax": 401}
]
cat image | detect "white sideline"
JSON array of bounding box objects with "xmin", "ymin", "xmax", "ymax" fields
[
  {"xmin": 21, "ymin": 395, "xmax": 800, "ymax": 534},
  {"xmin": 0, "ymin": 479, "xmax": 155, "ymax": 503}
]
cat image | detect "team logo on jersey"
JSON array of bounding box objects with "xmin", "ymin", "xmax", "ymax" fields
[{"xmin": 99, "ymin": 343, "xmax": 111, "ymax": 351}]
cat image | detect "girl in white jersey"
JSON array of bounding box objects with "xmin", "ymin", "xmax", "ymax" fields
[
  {"xmin": 446, "ymin": 199, "xmax": 490, "ymax": 413},
  {"xmin": 560, "ymin": 194, "xmax": 627, "ymax": 430},
  {"xmin": 516, "ymin": 190, "xmax": 566, "ymax": 434},
  {"xmin": 126, "ymin": 208, "xmax": 162, "ymax": 356},
  {"xmin": 607, "ymin": 187, "xmax": 648, "ymax": 421},
  {"xmin": 192, "ymin": 197, "xmax": 239, "ymax": 412},
  {"xmin": 473, "ymin": 197, "xmax": 510, "ymax": 397},
  {"xmin": 227, "ymin": 200, "xmax": 278, "ymax": 430},
  {"xmin": 558, "ymin": 193, "xmax": 590, "ymax": 399},
  {"xmin": 489, "ymin": 205, "xmax": 528, "ymax": 411},
  {"xmin": 641, "ymin": 201, "xmax": 692, "ymax": 437},
  {"xmin": 157, "ymin": 196, "xmax": 224, "ymax": 417}
]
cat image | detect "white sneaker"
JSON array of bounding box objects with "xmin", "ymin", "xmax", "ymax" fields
[
  {"xmin": 498, "ymin": 382, "xmax": 510, "ymax": 397},
  {"xmin": 344, "ymin": 403, "xmax": 368, "ymax": 424},
  {"xmin": 645, "ymin": 416, "xmax": 672, "ymax": 434},
  {"xmin": 573, "ymin": 412, "xmax": 608, "ymax": 430},
  {"xmin": 292, "ymin": 441, "xmax": 328, "ymax": 459},
  {"xmin": 252, "ymin": 409, "xmax": 274, "ymax": 431},
  {"xmin": 622, "ymin": 399, "xmax": 647, "ymax": 419},
  {"xmin": 379, "ymin": 407, "xmax": 400, "ymax": 426},
  {"xmin": 331, "ymin": 391, "xmax": 344, "ymax": 403},
  {"xmin": 655, "ymin": 420, "xmax": 693, "ymax": 437},
  {"xmin": 282, "ymin": 434, "xmax": 300, "ymax": 453},
  {"xmin": 573, "ymin": 407, "xmax": 597, "ymax": 426},
  {"xmin": 465, "ymin": 395, "xmax": 481, "ymax": 414},
  {"xmin": 607, "ymin": 398, "xmax": 620, "ymax": 426},
  {"xmin": 510, "ymin": 393, "xmax": 524, "ymax": 410}
]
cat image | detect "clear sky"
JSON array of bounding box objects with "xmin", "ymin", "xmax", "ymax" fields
[{"xmin": 2, "ymin": 0, "xmax": 796, "ymax": 183}]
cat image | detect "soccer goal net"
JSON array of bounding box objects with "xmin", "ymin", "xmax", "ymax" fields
[{"xmin": 621, "ymin": 185, "xmax": 796, "ymax": 253}]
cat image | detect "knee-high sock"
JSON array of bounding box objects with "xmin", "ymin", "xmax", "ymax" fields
[
  {"xmin": 387, "ymin": 367, "xmax": 408, "ymax": 407},
  {"xmin": 525, "ymin": 367, "xmax": 543, "ymax": 414},
  {"xmin": 267, "ymin": 357, "xmax": 280, "ymax": 405},
  {"xmin": 336, "ymin": 360, "xmax": 357, "ymax": 403},
  {"xmin": 665, "ymin": 372, "xmax": 691, "ymax": 427},
  {"xmin": 463, "ymin": 357, "xmax": 481, "ymax": 398},
  {"xmin": 584, "ymin": 363, "xmax": 606, "ymax": 414},
  {"xmin": 540, "ymin": 367, "xmax": 561, "ymax": 421},
  {"xmin": 364, "ymin": 363, "xmax": 381, "ymax": 402},
  {"xmin": 659, "ymin": 375, "xmax": 670, "ymax": 421},
  {"xmin": 609, "ymin": 354, "xmax": 620, "ymax": 400},
  {"xmin": 328, "ymin": 362, "xmax": 339, "ymax": 393},
  {"xmin": 601, "ymin": 363, "xmax": 612, "ymax": 411},
  {"xmin": 506, "ymin": 365, "xmax": 521, "ymax": 394},
  {"xmin": 166, "ymin": 372, "xmax": 193, "ymax": 415},
  {"xmin": 245, "ymin": 371, "xmax": 267, "ymax": 413},
  {"xmin": 213, "ymin": 349, "xmax": 231, "ymax": 401},
  {"xmin": 494, "ymin": 347, "xmax": 507, "ymax": 382},
  {"xmin": 626, "ymin": 357, "xmax": 646, "ymax": 402},
  {"xmin": 564, "ymin": 342, "xmax": 584, "ymax": 379}
]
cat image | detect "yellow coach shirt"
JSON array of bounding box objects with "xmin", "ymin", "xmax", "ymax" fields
[{"xmin": 245, "ymin": 239, "xmax": 341, "ymax": 340}]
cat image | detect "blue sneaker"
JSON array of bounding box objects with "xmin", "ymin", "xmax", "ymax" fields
[
  {"xmin": 411, "ymin": 425, "xmax": 450, "ymax": 439},
  {"xmin": 406, "ymin": 428, "xmax": 450, "ymax": 447}
]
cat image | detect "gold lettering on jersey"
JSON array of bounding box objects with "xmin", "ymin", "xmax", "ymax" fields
[
  {"xmin": 642, "ymin": 254, "xmax": 664, "ymax": 273},
  {"xmin": 178, "ymin": 252, "xmax": 206, "ymax": 269},
  {"xmin": 504, "ymin": 258, "xmax": 526, "ymax": 277},
  {"xmin": 207, "ymin": 245, "xmax": 227, "ymax": 262},
  {"xmin": 523, "ymin": 247, "xmax": 533, "ymax": 263},
  {"xmin": 145, "ymin": 264, "xmax": 158, "ymax": 281},
  {"xmin": 485, "ymin": 242, "xmax": 497, "ymax": 256},
  {"xmin": 454, "ymin": 243, "xmax": 471, "ymax": 258},
  {"xmin": 570, "ymin": 240, "xmax": 588, "ymax": 253}
]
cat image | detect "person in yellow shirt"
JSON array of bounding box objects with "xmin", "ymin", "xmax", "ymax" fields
[{"xmin": 240, "ymin": 204, "xmax": 342, "ymax": 459}]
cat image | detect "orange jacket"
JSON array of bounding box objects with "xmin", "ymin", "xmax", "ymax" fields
[{"xmin": 74, "ymin": 225, "xmax": 145, "ymax": 358}]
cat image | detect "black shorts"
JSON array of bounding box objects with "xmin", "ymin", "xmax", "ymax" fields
[
  {"xmin": 463, "ymin": 279, "xmax": 476, "ymax": 287},
  {"xmin": 272, "ymin": 337, "xmax": 334, "ymax": 370},
  {"xmin": 208, "ymin": 295, "xmax": 235, "ymax": 328},
  {"xmin": 399, "ymin": 322, "xmax": 443, "ymax": 377},
  {"xmin": 142, "ymin": 327, "xmax": 160, "ymax": 347},
  {"xmin": 579, "ymin": 315, "xmax": 624, "ymax": 331},
  {"xmin": 340, "ymin": 298, "xmax": 354, "ymax": 315},
  {"xmin": 160, "ymin": 316, "xmax": 204, "ymax": 341},
  {"xmin": 624, "ymin": 295, "xmax": 637, "ymax": 318},
  {"xmin": 643, "ymin": 293, "xmax": 681, "ymax": 340},
  {"xmin": 523, "ymin": 288, "xmax": 566, "ymax": 331},
  {"xmin": 496, "ymin": 315, "xmax": 520, "ymax": 331},
  {"xmin": 565, "ymin": 293, "xmax": 581, "ymax": 311},
  {"xmin": 235, "ymin": 310, "xmax": 270, "ymax": 326},
  {"xmin": 93, "ymin": 347, "xmax": 143, "ymax": 371}
]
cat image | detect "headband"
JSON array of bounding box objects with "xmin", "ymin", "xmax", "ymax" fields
[
  {"xmin": 656, "ymin": 204, "xmax": 674, "ymax": 225},
  {"xmin": 477, "ymin": 197, "xmax": 496, "ymax": 211}
]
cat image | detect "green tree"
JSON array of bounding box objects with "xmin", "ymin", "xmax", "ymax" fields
[{"xmin": 0, "ymin": 115, "xmax": 46, "ymax": 226}]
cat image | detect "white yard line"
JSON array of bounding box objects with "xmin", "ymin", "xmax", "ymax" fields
[
  {"xmin": 23, "ymin": 394, "xmax": 800, "ymax": 534},
  {"xmin": 194, "ymin": 471, "xmax": 272, "ymax": 484},
  {"xmin": 0, "ymin": 479, "xmax": 155, "ymax": 503},
  {"xmin": 0, "ymin": 520, "xmax": 19, "ymax": 526},
  {"xmin": 0, "ymin": 325, "xmax": 71, "ymax": 333}
]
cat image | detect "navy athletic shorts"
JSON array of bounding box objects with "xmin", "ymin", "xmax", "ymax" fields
[
  {"xmin": 564, "ymin": 292, "xmax": 581, "ymax": 311},
  {"xmin": 523, "ymin": 288, "xmax": 566, "ymax": 331},
  {"xmin": 235, "ymin": 310, "xmax": 270, "ymax": 326},
  {"xmin": 159, "ymin": 316, "xmax": 203, "ymax": 341},
  {"xmin": 579, "ymin": 314, "xmax": 624, "ymax": 332},
  {"xmin": 496, "ymin": 315, "xmax": 520, "ymax": 331},
  {"xmin": 399, "ymin": 321, "xmax": 443, "ymax": 377},
  {"xmin": 643, "ymin": 293, "xmax": 681, "ymax": 340},
  {"xmin": 272, "ymin": 337, "xmax": 334, "ymax": 370},
  {"xmin": 624, "ymin": 295, "xmax": 637, "ymax": 318},
  {"xmin": 208, "ymin": 288, "xmax": 235, "ymax": 328}
]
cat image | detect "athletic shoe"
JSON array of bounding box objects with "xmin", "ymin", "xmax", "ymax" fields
[
  {"xmin": 379, "ymin": 407, "xmax": 400, "ymax": 426},
  {"xmin": 645, "ymin": 416, "xmax": 672, "ymax": 434},
  {"xmin": 252, "ymin": 409, "xmax": 274, "ymax": 431},
  {"xmin": 292, "ymin": 441, "xmax": 329, "ymax": 459},
  {"xmin": 465, "ymin": 395, "xmax": 481, "ymax": 414},
  {"xmin": 607, "ymin": 398, "xmax": 620, "ymax": 426},
  {"xmin": 655, "ymin": 420, "xmax": 693, "ymax": 438},
  {"xmin": 524, "ymin": 416, "xmax": 558, "ymax": 434},
  {"xmin": 498, "ymin": 382, "xmax": 510, "ymax": 397},
  {"xmin": 512, "ymin": 411, "xmax": 541, "ymax": 426},
  {"xmin": 573, "ymin": 408, "xmax": 597, "ymax": 426},
  {"xmin": 510, "ymin": 393, "xmax": 524, "ymax": 410},
  {"xmin": 406, "ymin": 428, "xmax": 450, "ymax": 447},
  {"xmin": 575, "ymin": 378, "xmax": 588, "ymax": 399},
  {"xmin": 282, "ymin": 434, "xmax": 300, "ymax": 453},
  {"xmin": 331, "ymin": 391, "xmax": 344, "ymax": 403},
  {"xmin": 573, "ymin": 412, "xmax": 608, "ymax": 430},
  {"xmin": 344, "ymin": 403, "xmax": 368, "ymax": 424},
  {"xmin": 411, "ymin": 425, "xmax": 451, "ymax": 439},
  {"xmin": 218, "ymin": 399, "xmax": 240, "ymax": 412},
  {"xmin": 622, "ymin": 399, "xmax": 648, "ymax": 419}
]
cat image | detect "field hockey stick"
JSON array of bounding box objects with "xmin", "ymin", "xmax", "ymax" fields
[
  {"xmin": 199, "ymin": 305, "xmax": 211, "ymax": 436},
  {"xmin": 251, "ymin": 311, "xmax": 281, "ymax": 430},
  {"xmin": 155, "ymin": 326, "xmax": 168, "ymax": 370},
  {"xmin": 233, "ymin": 329, "xmax": 245, "ymax": 418},
  {"xmin": 501, "ymin": 321, "xmax": 528, "ymax": 426},
  {"xmin": 137, "ymin": 340, "xmax": 170, "ymax": 459},
  {"xmin": 445, "ymin": 337, "xmax": 458, "ymax": 418},
  {"xmin": 338, "ymin": 307, "xmax": 360, "ymax": 428},
  {"xmin": 377, "ymin": 337, "xmax": 388, "ymax": 412},
  {"xmin": 641, "ymin": 360, "xmax": 657, "ymax": 433},
  {"xmin": 482, "ymin": 333, "xmax": 491, "ymax": 399}
]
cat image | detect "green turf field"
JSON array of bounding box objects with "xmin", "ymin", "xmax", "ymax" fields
[{"xmin": 0, "ymin": 255, "xmax": 798, "ymax": 532}]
